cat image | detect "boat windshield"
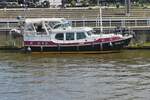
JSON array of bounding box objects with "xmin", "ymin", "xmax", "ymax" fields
[
  {"xmin": 48, "ymin": 21, "xmax": 60, "ymax": 29},
  {"xmin": 25, "ymin": 23, "xmax": 35, "ymax": 32},
  {"xmin": 53, "ymin": 21, "xmax": 71, "ymax": 29},
  {"xmin": 45, "ymin": 22, "xmax": 52, "ymax": 31},
  {"xmin": 87, "ymin": 30, "xmax": 95, "ymax": 36},
  {"xmin": 62, "ymin": 22, "xmax": 71, "ymax": 28},
  {"xmin": 53, "ymin": 23, "xmax": 62, "ymax": 29}
]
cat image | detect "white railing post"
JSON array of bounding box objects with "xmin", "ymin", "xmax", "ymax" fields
[
  {"xmin": 7, "ymin": 22, "xmax": 9, "ymax": 29},
  {"xmin": 100, "ymin": 7, "xmax": 103, "ymax": 33},
  {"xmin": 109, "ymin": 18, "xmax": 111, "ymax": 28},
  {"xmin": 121, "ymin": 19, "xmax": 125, "ymax": 27},
  {"xmin": 135, "ymin": 20, "xmax": 137, "ymax": 27},
  {"xmin": 109, "ymin": 18, "xmax": 112, "ymax": 33},
  {"xmin": 147, "ymin": 19, "xmax": 149, "ymax": 26}
]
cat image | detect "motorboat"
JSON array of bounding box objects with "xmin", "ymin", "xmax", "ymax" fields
[{"xmin": 18, "ymin": 18, "xmax": 133, "ymax": 53}]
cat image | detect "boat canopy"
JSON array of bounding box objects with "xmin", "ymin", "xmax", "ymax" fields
[
  {"xmin": 25, "ymin": 18, "xmax": 71, "ymax": 30},
  {"xmin": 25, "ymin": 18, "xmax": 66, "ymax": 23}
]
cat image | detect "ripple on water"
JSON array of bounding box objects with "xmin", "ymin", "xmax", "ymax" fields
[{"xmin": 0, "ymin": 51, "xmax": 150, "ymax": 100}]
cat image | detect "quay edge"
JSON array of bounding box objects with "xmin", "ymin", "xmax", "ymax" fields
[{"xmin": 0, "ymin": 7, "xmax": 150, "ymax": 50}]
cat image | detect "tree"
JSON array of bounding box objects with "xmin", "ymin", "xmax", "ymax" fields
[
  {"xmin": 70, "ymin": 0, "xmax": 76, "ymax": 7},
  {"xmin": 80, "ymin": 0, "xmax": 89, "ymax": 6},
  {"xmin": 42, "ymin": 0, "xmax": 50, "ymax": 8}
]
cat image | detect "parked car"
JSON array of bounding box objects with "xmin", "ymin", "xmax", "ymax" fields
[
  {"xmin": 0, "ymin": 1, "xmax": 18, "ymax": 8},
  {"xmin": 26, "ymin": 1, "xmax": 36, "ymax": 8},
  {"xmin": 42, "ymin": 0, "xmax": 50, "ymax": 8},
  {"xmin": 38, "ymin": 0, "xmax": 50, "ymax": 8},
  {"xmin": 0, "ymin": 1, "xmax": 7, "ymax": 8}
]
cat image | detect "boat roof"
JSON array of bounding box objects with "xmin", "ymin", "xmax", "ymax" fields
[{"xmin": 25, "ymin": 18, "xmax": 66, "ymax": 23}]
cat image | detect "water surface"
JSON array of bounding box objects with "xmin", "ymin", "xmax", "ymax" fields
[{"xmin": 0, "ymin": 50, "xmax": 150, "ymax": 100}]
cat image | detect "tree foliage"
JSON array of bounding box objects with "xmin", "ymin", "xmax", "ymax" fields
[
  {"xmin": 67, "ymin": 0, "xmax": 150, "ymax": 5},
  {"xmin": 7, "ymin": 0, "xmax": 150, "ymax": 5}
]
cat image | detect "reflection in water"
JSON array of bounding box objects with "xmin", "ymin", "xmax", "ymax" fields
[{"xmin": 0, "ymin": 50, "xmax": 150, "ymax": 100}]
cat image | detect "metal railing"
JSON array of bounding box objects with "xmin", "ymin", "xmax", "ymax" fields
[
  {"xmin": 71, "ymin": 17, "xmax": 150, "ymax": 29},
  {"xmin": 0, "ymin": 17, "xmax": 150, "ymax": 30}
]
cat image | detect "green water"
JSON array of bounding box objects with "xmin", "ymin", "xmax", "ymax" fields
[{"xmin": 0, "ymin": 50, "xmax": 150, "ymax": 100}]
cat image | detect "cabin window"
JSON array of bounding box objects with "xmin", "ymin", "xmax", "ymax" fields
[
  {"xmin": 55, "ymin": 33, "xmax": 64, "ymax": 40},
  {"xmin": 76, "ymin": 32, "xmax": 86, "ymax": 40},
  {"xmin": 66, "ymin": 32, "xmax": 74, "ymax": 40}
]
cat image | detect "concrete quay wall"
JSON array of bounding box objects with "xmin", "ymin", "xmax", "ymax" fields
[{"xmin": 0, "ymin": 8, "xmax": 150, "ymax": 19}]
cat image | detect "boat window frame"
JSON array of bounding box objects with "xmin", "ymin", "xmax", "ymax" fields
[
  {"xmin": 76, "ymin": 32, "xmax": 87, "ymax": 40},
  {"xmin": 24, "ymin": 23, "xmax": 36, "ymax": 32},
  {"xmin": 48, "ymin": 21, "xmax": 61, "ymax": 29},
  {"xmin": 34, "ymin": 21, "xmax": 48, "ymax": 36},
  {"xmin": 87, "ymin": 31, "xmax": 92, "ymax": 36},
  {"xmin": 45, "ymin": 21, "xmax": 52, "ymax": 31},
  {"xmin": 66, "ymin": 32, "xmax": 75, "ymax": 41}
]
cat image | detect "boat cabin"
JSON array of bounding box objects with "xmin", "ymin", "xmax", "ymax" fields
[
  {"xmin": 23, "ymin": 18, "xmax": 96, "ymax": 43},
  {"xmin": 52, "ymin": 28, "xmax": 94, "ymax": 42}
]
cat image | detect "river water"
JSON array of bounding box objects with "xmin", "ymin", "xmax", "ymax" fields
[{"xmin": 0, "ymin": 50, "xmax": 150, "ymax": 100}]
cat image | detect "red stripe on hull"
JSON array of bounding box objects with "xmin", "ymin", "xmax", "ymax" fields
[
  {"xmin": 24, "ymin": 41, "xmax": 56, "ymax": 46},
  {"xmin": 24, "ymin": 37, "xmax": 122, "ymax": 46},
  {"xmin": 95, "ymin": 36, "xmax": 121, "ymax": 42}
]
